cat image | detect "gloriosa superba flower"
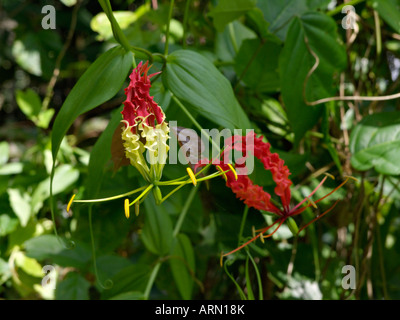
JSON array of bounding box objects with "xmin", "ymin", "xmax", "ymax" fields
[
  {"xmin": 67, "ymin": 61, "xmax": 237, "ymax": 218},
  {"xmin": 193, "ymin": 131, "xmax": 355, "ymax": 264}
]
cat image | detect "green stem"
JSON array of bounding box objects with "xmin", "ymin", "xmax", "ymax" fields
[
  {"xmin": 238, "ymin": 206, "xmax": 249, "ymax": 247},
  {"xmin": 326, "ymin": 0, "xmax": 365, "ymax": 16},
  {"xmin": 228, "ymin": 23, "xmax": 239, "ymax": 53},
  {"xmin": 130, "ymin": 184, "xmax": 154, "ymax": 206},
  {"xmin": 182, "ymin": 0, "xmax": 191, "ymax": 48},
  {"xmin": 164, "ymin": 0, "xmax": 175, "ymax": 56},
  {"xmin": 173, "ymin": 185, "xmax": 198, "ymax": 237},
  {"xmin": 172, "ymin": 95, "xmax": 221, "ymax": 153},
  {"xmin": 73, "ymin": 185, "xmax": 148, "ymax": 203},
  {"xmin": 88, "ymin": 205, "xmax": 112, "ymax": 289},
  {"xmin": 143, "ymin": 261, "xmax": 162, "ymax": 300}
]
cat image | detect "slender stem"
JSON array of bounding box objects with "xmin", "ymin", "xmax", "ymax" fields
[
  {"xmin": 130, "ymin": 184, "xmax": 154, "ymax": 206},
  {"xmin": 143, "ymin": 261, "xmax": 162, "ymax": 300},
  {"xmin": 326, "ymin": 0, "xmax": 365, "ymax": 16},
  {"xmin": 182, "ymin": 0, "xmax": 191, "ymax": 49},
  {"xmin": 164, "ymin": 0, "xmax": 175, "ymax": 56},
  {"xmin": 73, "ymin": 185, "xmax": 148, "ymax": 203},
  {"xmin": 173, "ymin": 185, "xmax": 198, "ymax": 237},
  {"xmin": 42, "ymin": 0, "xmax": 81, "ymax": 111},
  {"xmin": 172, "ymin": 95, "xmax": 221, "ymax": 153},
  {"xmin": 238, "ymin": 206, "xmax": 249, "ymax": 247},
  {"xmin": 228, "ymin": 23, "xmax": 239, "ymax": 53},
  {"xmin": 373, "ymin": 10, "xmax": 382, "ymax": 59},
  {"xmin": 88, "ymin": 205, "xmax": 112, "ymax": 289}
]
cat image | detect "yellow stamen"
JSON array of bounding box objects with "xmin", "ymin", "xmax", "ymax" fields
[
  {"xmin": 344, "ymin": 175, "xmax": 359, "ymax": 183},
  {"xmin": 216, "ymin": 165, "xmax": 228, "ymax": 181},
  {"xmin": 324, "ymin": 172, "xmax": 335, "ymax": 180},
  {"xmin": 186, "ymin": 167, "xmax": 197, "ymax": 186},
  {"xmin": 259, "ymin": 233, "xmax": 265, "ymax": 243},
  {"xmin": 252, "ymin": 225, "xmax": 256, "ymax": 238},
  {"xmin": 67, "ymin": 194, "xmax": 76, "ymax": 213},
  {"xmin": 135, "ymin": 202, "xmax": 140, "ymax": 216},
  {"xmin": 220, "ymin": 252, "xmax": 224, "ymax": 267},
  {"xmin": 227, "ymin": 163, "xmax": 238, "ymax": 180},
  {"xmin": 306, "ymin": 197, "xmax": 318, "ymax": 209},
  {"xmin": 124, "ymin": 199, "xmax": 130, "ymax": 219}
]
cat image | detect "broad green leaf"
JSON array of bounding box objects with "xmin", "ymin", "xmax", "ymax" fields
[
  {"xmin": 15, "ymin": 89, "xmax": 42, "ymax": 120},
  {"xmin": 164, "ymin": 50, "xmax": 251, "ymax": 130},
  {"xmin": 60, "ymin": 0, "xmax": 77, "ymax": 6},
  {"xmin": 51, "ymin": 45, "xmax": 132, "ymax": 161},
  {"xmin": 235, "ymin": 38, "xmax": 281, "ymax": 92},
  {"xmin": 101, "ymin": 264, "xmax": 150, "ymax": 300},
  {"xmin": 0, "ymin": 163, "xmax": 23, "ymax": 175},
  {"xmin": 0, "ymin": 258, "xmax": 12, "ymax": 285},
  {"xmin": 109, "ymin": 291, "xmax": 144, "ymax": 300},
  {"xmin": 14, "ymin": 251, "xmax": 43, "ymax": 278},
  {"xmin": 279, "ymin": 13, "xmax": 346, "ymax": 144},
  {"xmin": 37, "ymin": 108, "xmax": 55, "ymax": 129},
  {"xmin": 169, "ymin": 234, "xmax": 196, "ymax": 300},
  {"xmin": 141, "ymin": 196, "xmax": 173, "ymax": 256},
  {"xmin": 0, "ymin": 141, "xmax": 9, "ymax": 165},
  {"xmin": 32, "ymin": 164, "xmax": 79, "ymax": 216},
  {"xmin": 372, "ymin": 0, "xmax": 400, "ymax": 34},
  {"xmin": 24, "ymin": 235, "xmax": 92, "ymax": 269},
  {"xmin": 257, "ymin": 0, "xmax": 309, "ymax": 41},
  {"xmin": 7, "ymin": 188, "xmax": 31, "ymax": 227},
  {"xmin": 0, "ymin": 214, "xmax": 19, "ymax": 237},
  {"xmin": 85, "ymin": 107, "xmax": 123, "ymax": 198},
  {"xmin": 91, "ymin": 7, "xmax": 149, "ymax": 41},
  {"xmin": 350, "ymin": 111, "xmax": 400, "ymax": 175},
  {"xmin": 55, "ymin": 272, "xmax": 91, "ymax": 300},
  {"xmin": 209, "ymin": 0, "xmax": 256, "ymax": 32}
]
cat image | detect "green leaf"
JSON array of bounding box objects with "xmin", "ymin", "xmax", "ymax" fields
[
  {"xmin": 32, "ymin": 164, "xmax": 79, "ymax": 216},
  {"xmin": 15, "ymin": 88, "xmax": 42, "ymax": 119},
  {"xmin": 169, "ymin": 234, "xmax": 196, "ymax": 300},
  {"xmin": 257, "ymin": 0, "xmax": 309, "ymax": 41},
  {"xmin": 164, "ymin": 49, "xmax": 251, "ymax": 130},
  {"xmin": 141, "ymin": 196, "xmax": 173, "ymax": 256},
  {"xmin": 0, "ymin": 141, "xmax": 9, "ymax": 165},
  {"xmin": 0, "ymin": 214, "xmax": 19, "ymax": 237},
  {"xmin": 101, "ymin": 264, "xmax": 149, "ymax": 300},
  {"xmin": 85, "ymin": 107, "xmax": 123, "ymax": 198},
  {"xmin": 51, "ymin": 45, "xmax": 132, "ymax": 161},
  {"xmin": 55, "ymin": 272, "xmax": 91, "ymax": 300},
  {"xmin": 24, "ymin": 235, "xmax": 92, "ymax": 269},
  {"xmin": 7, "ymin": 188, "xmax": 31, "ymax": 227},
  {"xmin": 209, "ymin": 0, "xmax": 256, "ymax": 32},
  {"xmin": 235, "ymin": 38, "xmax": 281, "ymax": 92},
  {"xmin": 372, "ymin": 0, "xmax": 400, "ymax": 34},
  {"xmin": 279, "ymin": 12, "xmax": 346, "ymax": 144},
  {"xmin": 350, "ymin": 111, "xmax": 400, "ymax": 175},
  {"xmin": 0, "ymin": 258, "xmax": 12, "ymax": 285},
  {"xmin": 90, "ymin": 8, "xmax": 149, "ymax": 41},
  {"xmin": 37, "ymin": 108, "xmax": 55, "ymax": 129}
]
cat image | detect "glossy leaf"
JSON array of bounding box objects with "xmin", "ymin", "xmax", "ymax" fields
[
  {"xmin": 209, "ymin": 0, "xmax": 256, "ymax": 32},
  {"xmin": 141, "ymin": 196, "xmax": 173, "ymax": 256},
  {"xmin": 372, "ymin": 0, "xmax": 400, "ymax": 34},
  {"xmin": 55, "ymin": 272, "xmax": 91, "ymax": 300},
  {"xmin": 235, "ymin": 38, "xmax": 281, "ymax": 92},
  {"xmin": 350, "ymin": 111, "xmax": 400, "ymax": 175},
  {"xmin": 164, "ymin": 49, "xmax": 251, "ymax": 130},
  {"xmin": 279, "ymin": 12, "xmax": 346, "ymax": 144},
  {"xmin": 169, "ymin": 234, "xmax": 196, "ymax": 300},
  {"xmin": 51, "ymin": 46, "xmax": 132, "ymax": 161}
]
